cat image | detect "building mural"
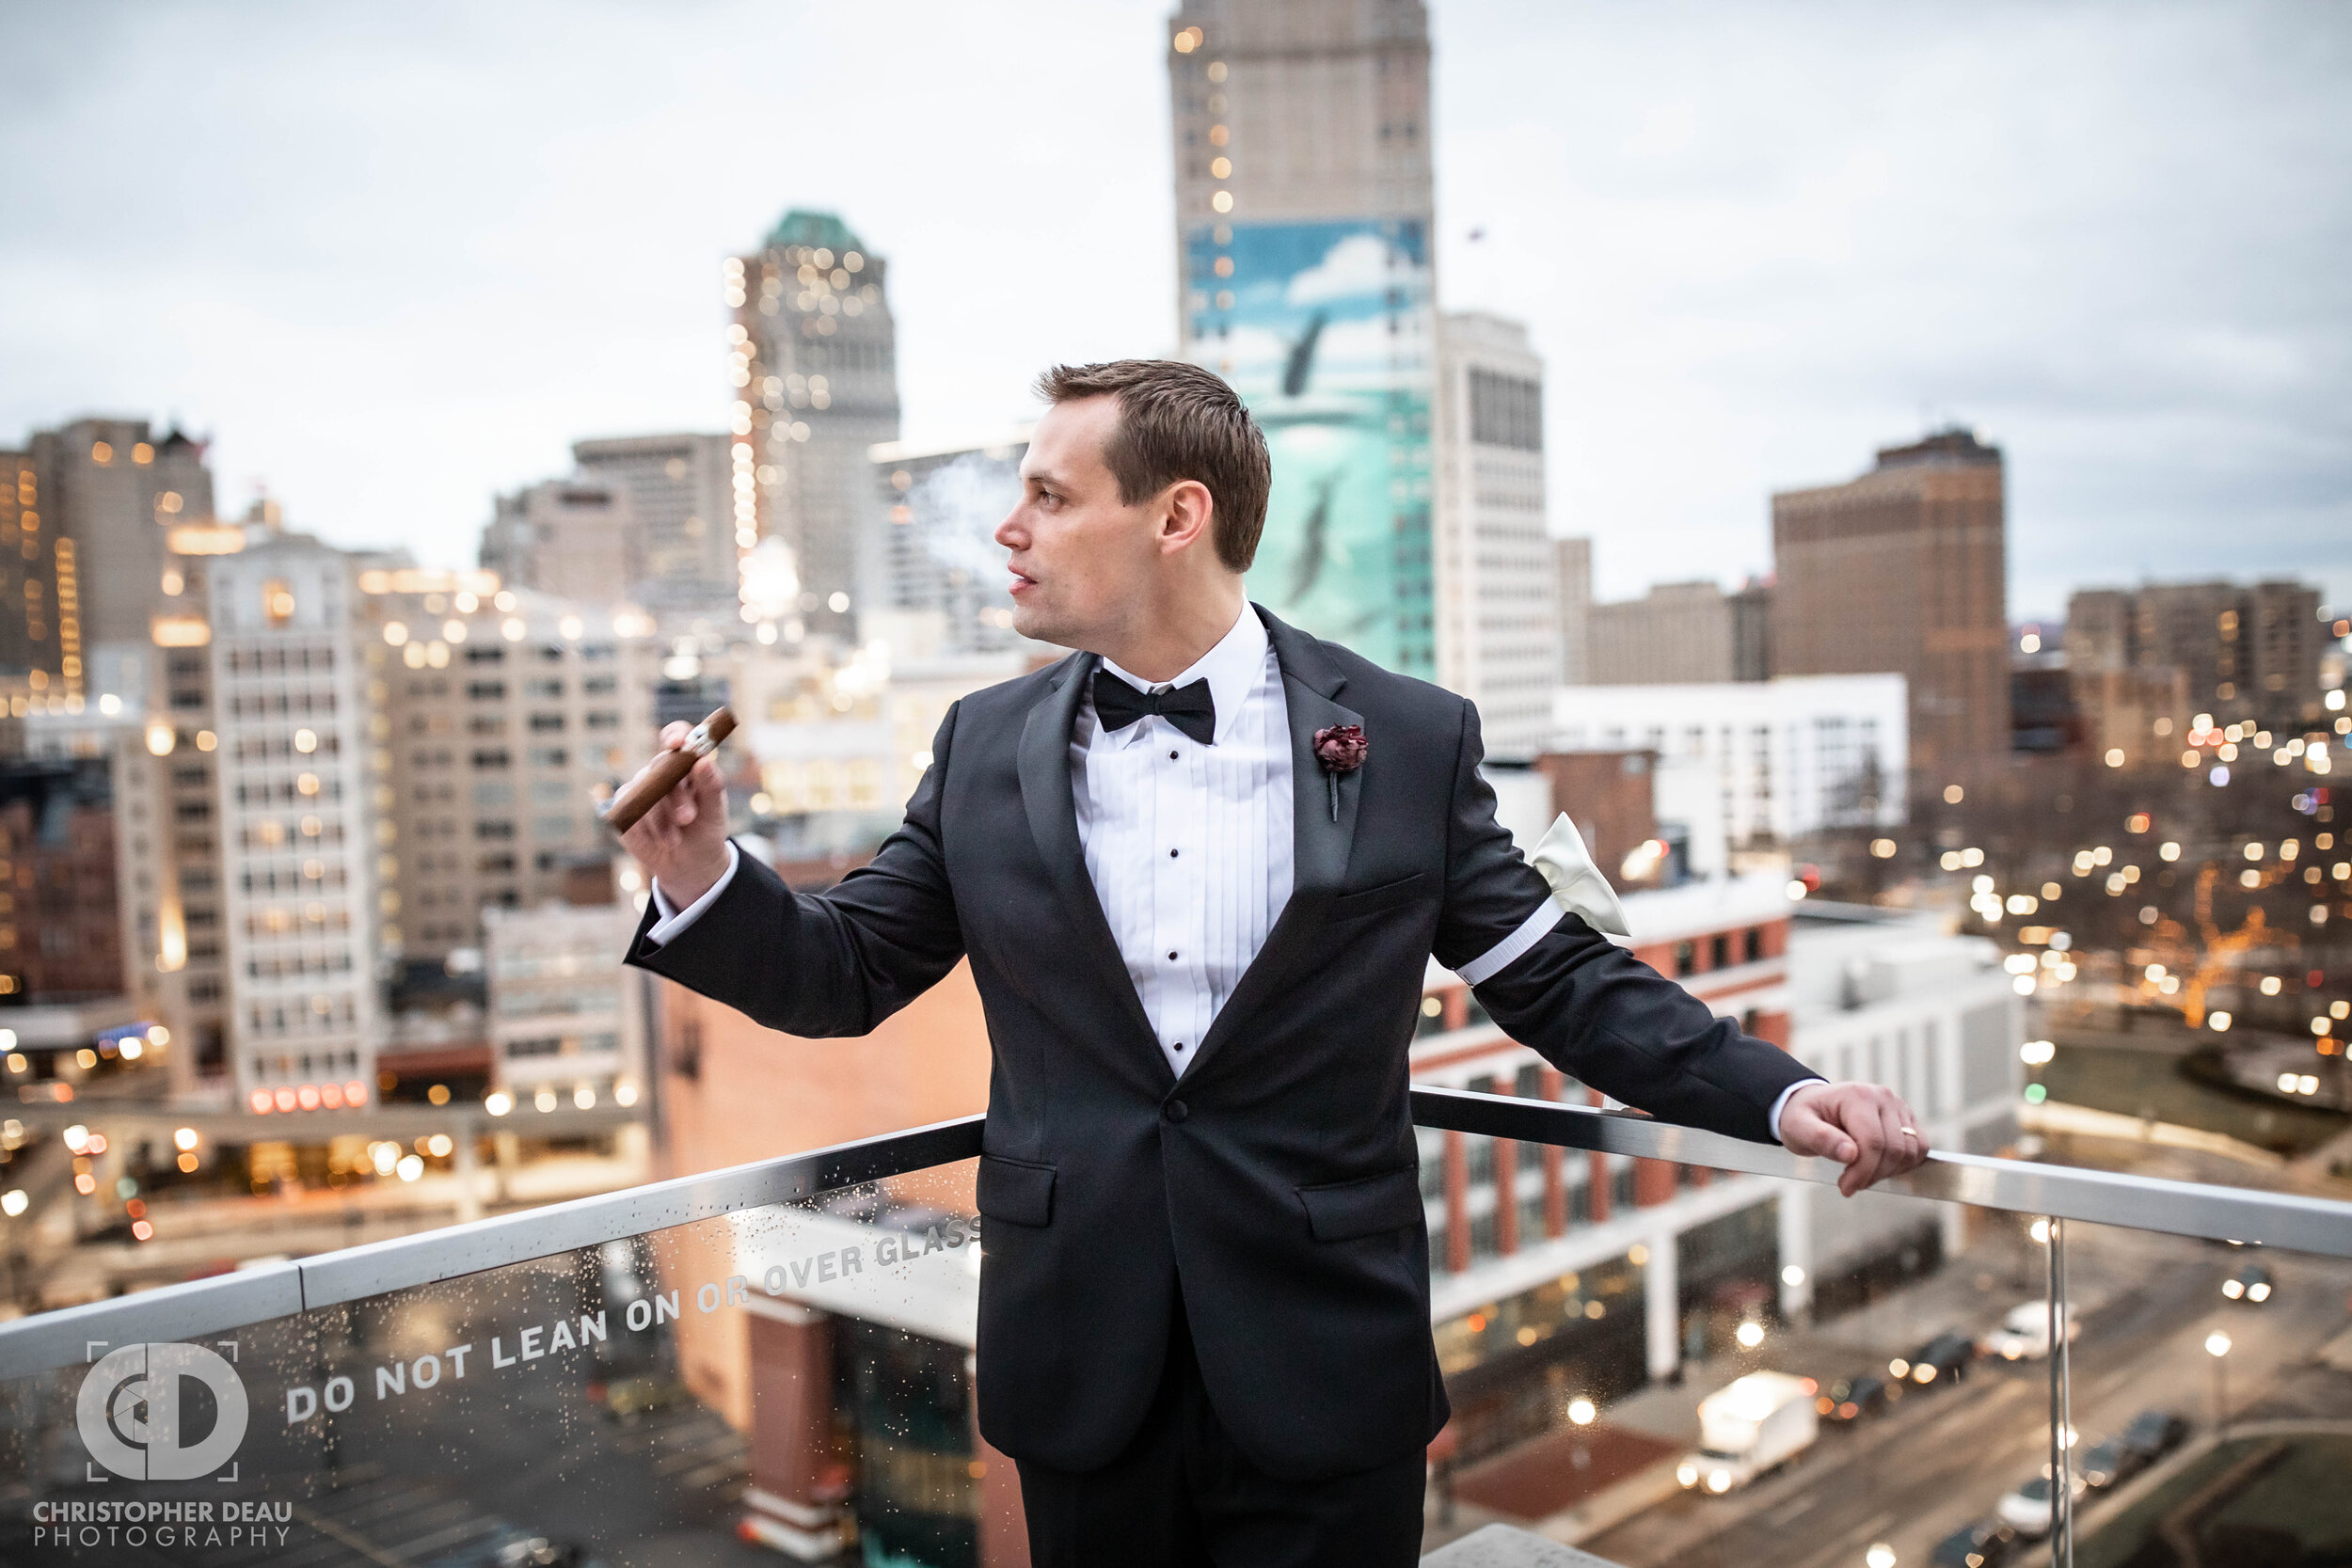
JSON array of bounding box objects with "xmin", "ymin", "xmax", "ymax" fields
[{"xmin": 1182, "ymin": 218, "xmax": 1436, "ymax": 676}]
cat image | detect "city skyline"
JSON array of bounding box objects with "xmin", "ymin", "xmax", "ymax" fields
[{"xmin": 2, "ymin": 0, "xmax": 2346, "ymax": 620}]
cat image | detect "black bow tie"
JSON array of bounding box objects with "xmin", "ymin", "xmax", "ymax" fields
[{"xmin": 1092, "ymin": 669, "xmax": 1216, "ymax": 746}]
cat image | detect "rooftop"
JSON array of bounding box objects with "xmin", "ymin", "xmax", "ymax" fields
[
  {"xmin": 1873, "ymin": 425, "xmax": 2003, "ymax": 469},
  {"xmin": 763, "ymin": 207, "xmax": 870, "ymax": 257}
]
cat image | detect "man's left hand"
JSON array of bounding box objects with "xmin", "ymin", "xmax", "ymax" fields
[{"xmin": 1778, "ymin": 1081, "xmax": 1929, "ymax": 1197}]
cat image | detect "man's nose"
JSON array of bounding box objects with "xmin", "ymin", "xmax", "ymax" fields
[{"xmin": 993, "ymin": 509, "xmax": 1025, "ymax": 549}]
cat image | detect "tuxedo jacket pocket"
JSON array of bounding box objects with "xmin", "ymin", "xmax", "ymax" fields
[
  {"xmin": 977, "ymin": 1154, "xmax": 1057, "ymax": 1227},
  {"xmin": 1295, "ymin": 1164, "xmax": 1424, "ymax": 1243},
  {"xmin": 1327, "ymin": 871, "xmax": 1429, "ymax": 922}
]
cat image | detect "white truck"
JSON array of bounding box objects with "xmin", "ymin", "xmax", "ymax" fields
[{"xmin": 1677, "ymin": 1371, "xmax": 1820, "ymax": 1494}]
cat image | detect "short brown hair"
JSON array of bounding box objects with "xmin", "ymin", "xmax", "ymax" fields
[{"xmin": 1035, "ymin": 359, "xmax": 1272, "ymax": 571}]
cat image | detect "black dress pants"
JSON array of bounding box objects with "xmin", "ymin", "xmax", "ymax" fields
[{"xmin": 1012, "ymin": 1287, "xmax": 1426, "ymax": 1567}]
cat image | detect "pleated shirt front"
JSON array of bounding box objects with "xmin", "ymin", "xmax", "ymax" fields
[{"xmin": 1072, "ymin": 607, "xmax": 1294, "ymax": 1080}]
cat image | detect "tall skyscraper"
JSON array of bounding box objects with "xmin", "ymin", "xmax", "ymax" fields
[
  {"xmin": 1771, "ymin": 430, "xmax": 2009, "ymax": 795},
  {"xmin": 0, "ymin": 420, "xmax": 213, "ymax": 714},
  {"xmin": 1168, "ymin": 1, "xmax": 1439, "ymax": 677},
  {"xmin": 725, "ymin": 210, "xmax": 901, "ymax": 645},
  {"xmin": 0, "ymin": 447, "xmax": 71, "ymax": 710},
  {"xmin": 1432, "ymin": 312, "xmax": 1563, "ymax": 752},
  {"xmin": 571, "ymin": 433, "xmax": 738, "ymax": 621}
]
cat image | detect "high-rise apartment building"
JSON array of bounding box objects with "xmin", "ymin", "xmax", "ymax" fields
[
  {"xmin": 203, "ymin": 528, "xmax": 384, "ymax": 1114},
  {"xmin": 1771, "ymin": 430, "xmax": 2008, "ymax": 795},
  {"xmin": 2066, "ymin": 578, "xmax": 2325, "ymax": 733},
  {"xmin": 1433, "ymin": 312, "xmax": 1562, "ymax": 752},
  {"xmin": 725, "ymin": 210, "xmax": 901, "ymax": 646},
  {"xmin": 571, "ymin": 434, "xmax": 738, "ymax": 622},
  {"xmin": 355, "ymin": 572, "xmax": 656, "ymax": 966},
  {"xmin": 1168, "ymin": 0, "xmax": 1439, "ymax": 677},
  {"xmin": 478, "ymin": 478, "xmax": 634, "ymax": 610}
]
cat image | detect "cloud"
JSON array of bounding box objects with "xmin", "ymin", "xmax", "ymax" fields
[{"xmin": 1433, "ymin": 0, "xmax": 2352, "ymax": 614}]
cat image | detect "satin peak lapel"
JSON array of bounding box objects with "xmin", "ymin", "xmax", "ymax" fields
[{"xmin": 1015, "ymin": 652, "xmax": 1164, "ymax": 1066}]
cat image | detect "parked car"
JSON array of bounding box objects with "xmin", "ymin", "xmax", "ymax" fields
[
  {"xmin": 2221, "ymin": 1261, "xmax": 2274, "ymax": 1304},
  {"xmin": 1994, "ymin": 1470, "xmax": 2090, "ymax": 1538},
  {"xmin": 2076, "ymin": 1436, "xmax": 2134, "ymax": 1491},
  {"xmin": 2118, "ymin": 1408, "xmax": 2191, "ymax": 1465},
  {"xmin": 1819, "ymin": 1373, "xmax": 1888, "ymax": 1422},
  {"xmin": 1979, "ymin": 1301, "xmax": 2081, "ymax": 1362},
  {"xmin": 1931, "ymin": 1519, "xmax": 2019, "ymax": 1568},
  {"xmin": 1895, "ymin": 1331, "xmax": 1976, "ymax": 1388}
]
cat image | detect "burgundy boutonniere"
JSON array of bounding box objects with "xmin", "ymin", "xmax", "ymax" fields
[{"xmin": 1311, "ymin": 723, "xmax": 1367, "ymax": 821}]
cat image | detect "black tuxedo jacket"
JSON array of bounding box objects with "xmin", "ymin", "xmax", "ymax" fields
[{"xmin": 626, "ymin": 606, "xmax": 1814, "ymax": 1482}]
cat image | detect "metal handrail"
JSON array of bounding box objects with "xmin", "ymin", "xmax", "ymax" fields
[
  {"xmin": 0, "ymin": 1112, "xmax": 987, "ymax": 1381},
  {"xmin": 1, "ymin": 1089, "xmax": 2346, "ymax": 1381},
  {"xmin": 1409, "ymin": 1087, "xmax": 2352, "ymax": 1255}
]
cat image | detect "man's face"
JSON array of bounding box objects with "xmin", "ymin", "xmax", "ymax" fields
[{"xmin": 995, "ymin": 395, "xmax": 1162, "ymax": 650}]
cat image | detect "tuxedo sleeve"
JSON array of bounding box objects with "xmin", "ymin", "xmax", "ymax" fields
[
  {"xmin": 623, "ymin": 703, "xmax": 968, "ymax": 1037},
  {"xmin": 1430, "ymin": 699, "xmax": 1817, "ymax": 1144}
]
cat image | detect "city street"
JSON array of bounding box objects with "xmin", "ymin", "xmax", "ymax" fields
[{"xmin": 1583, "ymin": 1222, "xmax": 2352, "ymax": 1568}]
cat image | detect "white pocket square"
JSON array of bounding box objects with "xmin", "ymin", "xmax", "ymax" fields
[{"xmin": 1531, "ymin": 813, "xmax": 1631, "ymax": 937}]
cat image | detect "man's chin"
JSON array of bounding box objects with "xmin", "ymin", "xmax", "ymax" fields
[{"xmin": 1009, "ymin": 602, "xmax": 1076, "ymax": 649}]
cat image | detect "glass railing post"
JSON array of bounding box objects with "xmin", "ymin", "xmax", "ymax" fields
[{"xmin": 2045, "ymin": 1214, "xmax": 2074, "ymax": 1568}]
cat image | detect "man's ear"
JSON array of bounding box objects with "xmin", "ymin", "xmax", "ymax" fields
[{"xmin": 1158, "ymin": 479, "xmax": 1216, "ymax": 557}]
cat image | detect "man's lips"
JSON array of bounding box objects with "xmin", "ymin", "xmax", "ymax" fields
[{"xmin": 1008, "ymin": 566, "xmax": 1037, "ymax": 594}]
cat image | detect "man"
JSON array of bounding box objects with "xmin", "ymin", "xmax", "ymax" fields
[{"xmin": 620, "ymin": 360, "xmax": 1927, "ymax": 1565}]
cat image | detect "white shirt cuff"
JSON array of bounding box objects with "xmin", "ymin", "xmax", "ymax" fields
[
  {"xmin": 1768, "ymin": 1078, "xmax": 1825, "ymax": 1145},
  {"xmin": 645, "ymin": 842, "xmax": 740, "ymax": 946},
  {"xmin": 1454, "ymin": 900, "xmax": 1565, "ymax": 987}
]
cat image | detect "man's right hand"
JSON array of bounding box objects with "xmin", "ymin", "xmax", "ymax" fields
[{"xmin": 617, "ymin": 721, "xmax": 734, "ymax": 908}]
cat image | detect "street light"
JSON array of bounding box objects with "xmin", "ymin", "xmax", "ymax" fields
[
  {"xmin": 2205, "ymin": 1330, "xmax": 2232, "ymax": 1438},
  {"xmin": 1867, "ymin": 1544, "xmax": 1897, "ymax": 1568}
]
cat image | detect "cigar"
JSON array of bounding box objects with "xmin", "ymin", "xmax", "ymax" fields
[{"xmin": 604, "ymin": 707, "xmax": 738, "ymax": 833}]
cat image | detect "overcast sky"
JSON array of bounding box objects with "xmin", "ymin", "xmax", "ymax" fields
[{"xmin": 4, "ymin": 0, "xmax": 2345, "ymax": 620}]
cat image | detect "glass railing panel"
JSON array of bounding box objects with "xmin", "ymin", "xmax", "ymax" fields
[
  {"xmin": 2, "ymin": 1094, "xmax": 2344, "ymax": 1568},
  {"xmin": 1427, "ymin": 1177, "xmax": 2054, "ymax": 1568},
  {"xmin": 0, "ymin": 1157, "xmax": 1002, "ymax": 1566},
  {"xmin": 2046, "ymin": 1215, "xmax": 2352, "ymax": 1568}
]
